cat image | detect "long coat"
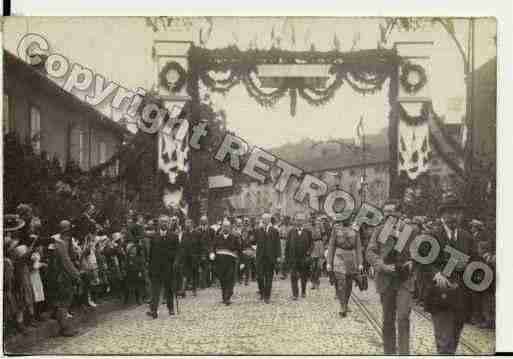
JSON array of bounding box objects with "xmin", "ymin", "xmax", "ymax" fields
[
  {"xmin": 285, "ymin": 228, "xmax": 313, "ymax": 266},
  {"xmin": 254, "ymin": 226, "xmax": 281, "ymax": 266},
  {"xmin": 420, "ymin": 224, "xmax": 476, "ymax": 317},
  {"xmin": 327, "ymin": 224, "xmax": 363, "ymax": 275},
  {"xmin": 148, "ymin": 230, "xmax": 180, "ymax": 281},
  {"xmin": 53, "ymin": 237, "xmax": 81, "ymax": 307}
]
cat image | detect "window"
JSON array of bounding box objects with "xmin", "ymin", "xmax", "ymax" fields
[
  {"xmin": 3, "ymin": 94, "xmax": 9, "ymax": 134},
  {"xmin": 29, "ymin": 105, "xmax": 41, "ymax": 153},
  {"xmin": 79, "ymin": 130, "xmax": 87, "ymax": 168},
  {"xmin": 99, "ymin": 141, "xmax": 107, "ymax": 164}
]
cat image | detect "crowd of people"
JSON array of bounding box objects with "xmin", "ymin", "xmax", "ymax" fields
[{"xmin": 3, "ymin": 191, "xmax": 495, "ymax": 354}]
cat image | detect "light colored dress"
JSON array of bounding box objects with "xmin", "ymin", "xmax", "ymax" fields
[{"xmin": 30, "ymin": 252, "xmax": 45, "ymax": 303}]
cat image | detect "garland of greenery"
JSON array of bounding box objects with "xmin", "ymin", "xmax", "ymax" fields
[
  {"xmin": 397, "ymin": 101, "xmax": 432, "ymax": 126},
  {"xmin": 189, "ymin": 45, "xmax": 399, "ymax": 116},
  {"xmin": 159, "ymin": 61, "xmax": 187, "ymax": 93},
  {"xmin": 399, "ymin": 62, "xmax": 428, "ymax": 94}
]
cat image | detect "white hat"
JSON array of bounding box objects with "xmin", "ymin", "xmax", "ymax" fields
[{"xmin": 222, "ymin": 218, "xmax": 231, "ymax": 226}]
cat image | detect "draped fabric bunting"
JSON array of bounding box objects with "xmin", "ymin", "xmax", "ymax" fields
[
  {"xmin": 398, "ymin": 101, "xmax": 465, "ymax": 180},
  {"xmin": 398, "ymin": 108, "xmax": 431, "ymax": 180},
  {"xmin": 189, "ymin": 46, "xmax": 399, "ymax": 116},
  {"xmin": 158, "ymin": 118, "xmax": 191, "ymax": 216}
]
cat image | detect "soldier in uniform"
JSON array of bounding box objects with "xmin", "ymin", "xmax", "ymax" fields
[
  {"xmin": 327, "ymin": 216, "xmax": 363, "ymax": 317},
  {"xmin": 210, "ymin": 219, "xmax": 241, "ymax": 305},
  {"xmin": 310, "ymin": 217, "xmax": 325, "ymax": 289},
  {"xmin": 366, "ymin": 199, "xmax": 415, "ymax": 354}
]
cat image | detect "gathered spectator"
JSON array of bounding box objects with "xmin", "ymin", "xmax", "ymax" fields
[
  {"xmin": 30, "ymin": 247, "xmax": 47, "ymax": 321},
  {"xmin": 4, "ymin": 228, "xmax": 23, "ymax": 336}
]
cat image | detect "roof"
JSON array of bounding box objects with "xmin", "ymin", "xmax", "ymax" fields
[
  {"xmin": 268, "ymin": 132, "xmax": 389, "ymax": 173},
  {"xmin": 469, "ymin": 57, "xmax": 496, "ymax": 85},
  {"xmin": 4, "ymin": 50, "xmax": 130, "ymax": 136}
]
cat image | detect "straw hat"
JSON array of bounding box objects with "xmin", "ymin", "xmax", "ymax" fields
[{"xmin": 4, "ymin": 214, "xmax": 26, "ymax": 232}]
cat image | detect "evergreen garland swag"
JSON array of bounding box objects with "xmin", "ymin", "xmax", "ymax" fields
[{"xmin": 188, "ymin": 45, "xmax": 399, "ymax": 116}]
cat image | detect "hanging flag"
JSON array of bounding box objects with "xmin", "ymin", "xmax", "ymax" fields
[
  {"xmin": 398, "ymin": 114, "xmax": 431, "ymax": 180},
  {"xmin": 333, "ymin": 34, "xmax": 341, "ymax": 51},
  {"xmin": 354, "ymin": 116, "xmax": 364, "ymax": 148}
]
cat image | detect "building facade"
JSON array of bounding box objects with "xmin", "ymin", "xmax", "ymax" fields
[{"xmin": 3, "ymin": 51, "xmax": 128, "ymax": 174}]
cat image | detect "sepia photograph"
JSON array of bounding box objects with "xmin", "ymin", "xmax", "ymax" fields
[{"xmin": 2, "ymin": 15, "xmax": 497, "ymax": 355}]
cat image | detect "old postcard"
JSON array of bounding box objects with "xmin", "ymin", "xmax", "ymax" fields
[{"xmin": 2, "ymin": 16, "xmax": 496, "ymax": 355}]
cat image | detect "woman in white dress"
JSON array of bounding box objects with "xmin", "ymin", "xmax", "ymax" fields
[{"xmin": 30, "ymin": 247, "xmax": 47, "ymax": 321}]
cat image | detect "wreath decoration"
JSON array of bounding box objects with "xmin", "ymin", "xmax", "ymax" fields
[
  {"xmin": 159, "ymin": 61, "xmax": 187, "ymax": 93},
  {"xmin": 400, "ymin": 62, "xmax": 427, "ymax": 94}
]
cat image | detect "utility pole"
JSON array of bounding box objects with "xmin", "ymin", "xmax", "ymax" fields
[{"xmin": 360, "ymin": 115, "xmax": 367, "ymax": 205}]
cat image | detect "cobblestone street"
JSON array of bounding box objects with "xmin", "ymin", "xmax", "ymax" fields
[{"xmin": 23, "ymin": 278, "xmax": 494, "ymax": 355}]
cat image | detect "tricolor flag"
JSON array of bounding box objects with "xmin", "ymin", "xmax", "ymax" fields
[{"xmin": 354, "ymin": 116, "xmax": 364, "ymax": 148}]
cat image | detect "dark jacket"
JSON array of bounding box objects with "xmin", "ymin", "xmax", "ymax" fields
[
  {"xmin": 421, "ymin": 223, "xmax": 476, "ymax": 316},
  {"xmin": 212, "ymin": 232, "xmax": 242, "ymax": 257},
  {"xmin": 255, "ymin": 226, "xmax": 281, "ymax": 264},
  {"xmin": 125, "ymin": 242, "xmax": 146, "ymax": 278},
  {"xmin": 197, "ymin": 226, "xmax": 217, "ymax": 253},
  {"xmin": 366, "ymin": 223, "xmax": 415, "ymax": 294},
  {"xmin": 285, "ymin": 227, "xmax": 313, "ymax": 266},
  {"xmin": 179, "ymin": 229, "xmax": 208, "ymax": 264},
  {"xmin": 148, "ymin": 230, "xmax": 180, "ymax": 279}
]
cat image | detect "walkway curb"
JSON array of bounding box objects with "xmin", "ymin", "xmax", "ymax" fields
[{"xmin": 4, "ymin": 300, "xmax": 130, "ymax": 354}]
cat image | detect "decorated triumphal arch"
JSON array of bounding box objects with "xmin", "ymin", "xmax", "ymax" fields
[{"xmin": 152, "ymin": 39, "xmax": 465, "ymax": 221}]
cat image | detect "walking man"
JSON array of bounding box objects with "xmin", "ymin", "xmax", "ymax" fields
[
  {"xmin": 197, "ymin": 215, "xmax": 215, "ymax": 288},
  {"xmin": 285, "ymin": 213, "xmax": 313, "ymax": 300},
  {"xmin": 422, "ymin": 192, "xmax": 476, "ymax": 354},
  {"xmin": 181, "ymin": 219, "xmax": 205, "ymax": 297},
  {"xmin": 211, "ymin": 219, "xmax": 241, "ymax": 305},
  {"xmin": 310, "ymin": 217, "xmax": 325, "ymax": 289},
  {"xmin": 366, "ymin": 199, "xmax": 415, "ymax": 354},
  {"xmin": 146, "ymin": 216, "xmax": 180, "ymax": 319},
  {"xmin": 255, "ymin": 213, "xmax": 281, "ymax": 304}
]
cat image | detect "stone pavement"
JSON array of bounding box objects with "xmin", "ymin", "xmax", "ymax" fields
[{"xmin": 14, "ymin": 277, "xmax": 494, "ymax": 355}]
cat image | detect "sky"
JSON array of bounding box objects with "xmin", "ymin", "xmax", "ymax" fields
[{"xmin": 3, "ymin": 17, "xmax": 496, "ymax": 148}]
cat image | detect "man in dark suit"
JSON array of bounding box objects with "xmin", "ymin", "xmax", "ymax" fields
[
  {"xmin": 180, "ymin": 218, "xmax": 207, "ymax": 297},
  {"xmin": 196, "ymin": 215, "xmax": 215, "ymax": 288},
  {"xmin": 255, "ymin": 213, "xmax": 281, "ymax": 304},
  {"xmin": 146, "ymin": 216, "xmax": 180, "ymax": 319},
  {"xmin": 211, "ymin": 219, "xmax": 241, "ymax": 305},
  {"xmin": 285, "ymin": 213, "xmax": 313, "ymax": 300},
  {"xmin": 422, "ymin": 193, "xmax": 477, "ymax": 354},
  {"xmin": 366, "ymin": 199, "xmax": 415, "ymax": 354}
]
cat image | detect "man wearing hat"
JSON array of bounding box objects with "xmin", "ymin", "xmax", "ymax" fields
[
  {"xmin": 366, "ymin": 199, "xmax": 416, "ymax": 354},
  {"xmin": 53, "ymin": 220, "xmax": 82, "ymax": 336},
  {"xmin": 210, "ymin": 219, "xmax": 241, "ymax": 305},
  {"xmin": 421, "ymin": 192, "xmax": 476, "ymax": 354},
  {"xmin": 254, "ymin": 213, "xmax": 281, "ymax": 304},
  {"xmin": 146, "ymin": 216, "xmax": 180, "ymax": 318}
]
